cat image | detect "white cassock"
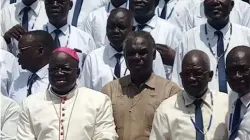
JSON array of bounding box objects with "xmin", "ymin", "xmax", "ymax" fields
[{"xmin": 17, "ymin": 86, "xmax": 118, "ymax": 140}]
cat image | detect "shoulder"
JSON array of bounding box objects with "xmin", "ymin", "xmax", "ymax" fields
[
  {"xmin": 232, "ymin": 23, "xmax": 250, "ymax": 32},
  {"xmin": 22, "ymin": 91, "xmax": 47, "ymax": 106},
  {"xmin": 87, "ymin": 47, "xmax": 105, "ymax": 58},
  {"xmin": 0, "ymin": 49, "xmax": 15, "ymax": 60},
  {"xmin": 157, "ymin": 17, "xmax": 180, "ymax": 30},
  {"xmin": 78, "ymin": 87, "xmax": 110, "ymax": 103},
  {"xmin": 71, "ymin": 25, "xmax": 92, "ymax": 38},
  {"xmin": 185, "ymin": 24, "xmax": 204, "ymax": 35},
  {"xmin": 1, "ymin": 3, "xmax": 16, "ymax": 14},
  {"xmin": 157, "ymin": 93, "xmax": 179, "ymax": 113},
  {"xmin": 1, "ymin": 95, "xmax": 19, "ymax": 109}
]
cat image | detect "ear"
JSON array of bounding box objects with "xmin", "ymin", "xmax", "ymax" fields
[
  {"xmin": 38, "ymin": 47, "xmax": 44, "ymax": 57},
  {"xmin": 208, "ymin": 71, "xmax": 214, "ymax": 82},
  {"xmin": 76, "ymin": 68, "xmax": 80, "ymax": 77},
  {"xmin": 69, "ymin": 1, "xmax": 73, "ymax": 10}
]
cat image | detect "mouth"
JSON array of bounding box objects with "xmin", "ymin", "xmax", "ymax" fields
[{"xmin": 133, "ymin": 3, "xmax": 145, "ymax": 9}]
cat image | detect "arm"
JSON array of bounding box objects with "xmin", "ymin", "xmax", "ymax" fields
[
  {"xmin": 82, "ymin": 54, "xmax": 93, "ymax": 89},
  {"xmin": 92, "ymin": 95, "xmax": 118, "ymax": 140},
  {"xmin": 16, "ymin": 102, "xmax": 36, "ymax": 140},
  {"xmin": 153, "ymin": 51, "xmax": 167, "ymax": 79}
]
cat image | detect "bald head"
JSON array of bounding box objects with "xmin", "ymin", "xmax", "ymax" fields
[
  {"xmin": 108, "ymin": 8, "xmax": 133, "ymax": 26},
  {"xmin": 182, "ymin": 50, "xmax": 210, "ymax": 71},
  {"xmin": 226, "ymin": 45, "xmax": 250, "ymax": 66}
]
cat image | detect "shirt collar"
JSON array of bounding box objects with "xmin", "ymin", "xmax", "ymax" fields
[
  {"xmin": 107, "ymin": 43, "xmax": 123, "ymax": 60},
  {"xmin": 48, "ymin": 85, "xmax": 78, "ymax": 100},
  {"xmin": 206, "ymin": 22, "xmax": 231, "ymax": 39},
  {"xmin": 232, "ymin": 91, "xmax": 250, "ymax": 108},
  {"xmin": 121, "ymin": 73, "xmax": 156, "ymax": 89},
  {"xmin": 183, "ymin": 89, "xmax": 212, "ymax": 108},
  {"xmin": 133, "ymin": 15, "xmax": 158, "ymax": 29},
  {"xmin": 46, "ymin": 23, "xmax": 69, "ymax": 36},
  {"xmin": 17, "ymin": 0, "xmax": 40, "ymax": 16},
  {"xmin": 35, "ymin": 64, "xmax": 49, "ymax": 79},
  {"xmin": 107, "ymin": 1, "xmax": 129, "ymax": 13}
]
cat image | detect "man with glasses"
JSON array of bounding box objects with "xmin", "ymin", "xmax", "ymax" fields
[
  {"xmin": 17, "ymin": 47, "xmax": 118, "ymax": 140},
  {"xmin": 226, "ymin": 46, "xmax": 250, "ymax": 140},
  {"xmin": 9, "ymin": 30, "xmax": 56, "ymax": 104},
  {"xmin": 150, "ymin": 50, "xmax": 228, "ymax": 140}
]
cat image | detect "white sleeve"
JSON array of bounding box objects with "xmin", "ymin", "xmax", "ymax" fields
[
  {"xmin": 7, "ymin": 54, "xmax": 19, "ymax": 95},
  {"xmin": 92, "ymin": 95, "xmax": 118, "ymax": 140},
  {"xmin": 82, "ymin": 54, "xmax": 93, "ymax": 89},
  {"xmin": 17, "ymin": 101, "xmax": 36, "ymax": 140},
  {"xmin": 153, "ymin": 51, "xmax": 166, "ymax": 79},
  {"xmin": 0, "ymin": 36, "xmax": 8, "ymax": 51}
]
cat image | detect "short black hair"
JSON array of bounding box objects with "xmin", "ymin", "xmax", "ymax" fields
[
  {"xmin": 22, "ymin": 30, "xmax": 56, "ymax": 53},
  {"xmin": 109, "ymin": 8, "xmax": 133, "ymax": 25}
]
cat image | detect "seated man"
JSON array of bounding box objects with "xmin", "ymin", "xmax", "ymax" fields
[
  {"xmin": 226, "ymin": 46, "xmax": 250, "ymax": 140},
  {"xmin": 9, "ymin": 30, "xmax": 56, "ymax": 103},
  {"xmin": 102, "ymin": 31, "xmax": 180, "ymax": 140},
  {"xmin": 82, "ymin": 8, "xmax": 166, "ymax": 91},
  {"xmin": 150, "ymin": 50, "xmax": 228, "ymax": 140},
  {"xmin": 17, "ymin": 47, "xmax": 118, "ymax": 140}
]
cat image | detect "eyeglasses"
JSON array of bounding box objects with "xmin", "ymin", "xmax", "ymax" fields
[
  {"xmin": 48, "ymin": 67, "xmax": 78, "ymax": 74},
  {"xmin": 180, "ymin": 71, "xmax": 210, "ymax": 79},
  {"xmin": 45, "ymin": 0, "xmax": 69, "ymax": 5},
  {"xmin": 225, "ymin": 68, "xmax": 250, "ymax": 77}
]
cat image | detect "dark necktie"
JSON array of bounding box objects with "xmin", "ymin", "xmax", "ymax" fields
[
  {"xmin": 215, "ymin": 31, "xmax": 227, "ymax": 93},
  {"xmin": 27, "ymin": 73, "xmax": 39, "ymax": 96},
  {"xmin": 10, "ymin": 0, "xmax": 16, "ymax": 4},
  {"xmin": 72, "ymin": 0, "xmax": 84, "ymax": 26},
  {"xmin": 230, "ymin": 98, "xmax": 242, "ymax": 140},
  {"xmin": 54, "ymin": 29, "xmax": 62, "ymax": 48},
  {"xmin": 194, "ymin": 99, "xmax": 205, "ymax": 140},
  {"xmin": 160, "ymin": 3, "xmax": 167, "ymax": 19},
  {"xmin": 137, "ymin": 24, "xmax": 147, "ymax": 31},
  {"xmin": 22, "ymin": 7, "xmax": 31, "ymax": 30},
  {"xmin": 114, "ymin": 53, "xmax": 122, "ymax": 79}
]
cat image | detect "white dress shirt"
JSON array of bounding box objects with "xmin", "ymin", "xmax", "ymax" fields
[
  {"xmin": 9, "ymin": 65, "xmax": 49, "ymax": 104},
  {"xmin": 1, "ymin": 94, "xmax": 20, "ymax": 140},
  {"xmin": 183, "ymin": 0, "xmax": 250, "ymax": 31},
  {"xmin": 17, "ymin": 87, "xmax": 118, "ymax": 140},
  {"xmin": 68, "ymin": 0, "xmax": 109, "ymax": 26},
  {"xmin": 0, "ymin": 49, "xmax": 19, "ymax": 97},
  {"xmin": 82, "ymin": 43, "xmax": 166, "ymax": 91},
  {"xmin": 134, "ymin": 15, "xmax": 183, "ymax": 78},
  {"xmin": 150, "ymin": 89, "xmax": 228, "ymax": 140},
  {"xmin": 1, "ymin": 0, "xmax": 21, "ymax": 9},
  {"xmin": 171, "ymin": 23, "xmax": 250, "ymax": 92},
  {"xmin": 228, "ymin": 91, "xmax": 250, "ymax": 139},
  {"xmin": 81, "ymin": 1, "xmax": 129, "ymax": 48},
  {"xmin": 0, "ymin": 0, "xmax": 48, "ymax": 56},
  {"xmin": 155, "ymin": 0, "xmax": 201, "ymax": 31},
  {"xmin": 0, "ymin": 36, "xmax": 8, "ymax": 51}
]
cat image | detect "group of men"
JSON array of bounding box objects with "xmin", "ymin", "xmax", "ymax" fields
[{"xmin": 1, "ymin": 0, "xmax": 250, "ymax": 139}]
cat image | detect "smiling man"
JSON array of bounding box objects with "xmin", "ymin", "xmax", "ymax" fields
[{"xmin": 17, "ymin": 47, "xmax": 118, "ymax": 140}]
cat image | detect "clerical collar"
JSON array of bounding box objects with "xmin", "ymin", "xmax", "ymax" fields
[{"xmin": 49, "ymin": 85, "xmax": 77, "ymax": 100}]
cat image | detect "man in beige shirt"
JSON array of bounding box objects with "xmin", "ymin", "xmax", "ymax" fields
[
  {"xmin": 102, "ymin": 31, "xmax": 181, "ymax": 140},
  {"xmin": 150, "ymin": 50, "xmax": 228, "ymax": 140}
]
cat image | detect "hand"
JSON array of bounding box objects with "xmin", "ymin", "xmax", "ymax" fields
[
  {"xmin": 3, "ymin": 25, "xmax": 27, "ymax": 44},
  {"xmin": 156, "ymin": 44, "xmax": 176, "ymax": 66}
]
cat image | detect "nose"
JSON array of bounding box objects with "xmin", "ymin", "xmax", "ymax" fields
[
  {"xmin": 235, "ymin": 71, "xmax": 243, "ymax": 78},
  {"xmin": 52, "ymin": 0, "xmax": 58, "ymax": 6}
]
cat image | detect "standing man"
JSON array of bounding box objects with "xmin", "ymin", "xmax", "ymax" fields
[
  {"xmin": 183, "ymin": 0, "xmax": 250, "ymax": 31},
  {"xmin": 82, "ymin": 8, "xmax": 166, "ymax": 91},
  {"xmin": 150, "ymin": 50, "xmax": 228, "ymax": 140},
  {"xmin": 1, "ymin": 0, "xmax": 48, "ymax": 56},
  {"xmin": 17, "ymin": 47, "xmax": 118, "ymax": 140},
  {"xmin": 81, "ymin": 0, "xmax": 129, "ymax": 48},
  {"xmin": 9, "ymin": 30, "xmax": 56, "ymax": 104},
  {"xmin": 171, "ymin": 0, "xmax": 250, "ymax": 92},
  {"xmin": 226, "ymin": 46, "xmax": 250, "ymax": 140},
  {"xmin": 130, "ymin": 0, "xmax": 182, "ymax": 78},
  {"xmin": 102, "ymin": 31, "xmax": 180, "ymax": 140}
]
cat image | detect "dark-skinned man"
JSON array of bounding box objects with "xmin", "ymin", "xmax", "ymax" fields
[
  {"xmin": 150, "ymin": 50, "xmax": 228, "ymax": 140},
  {"xmin": 17, "ymin": 47, "xmax": 118, "ymax": 140},
  {"xmin": 1, "ymin": 0, "xmax": 48, "ymax": 56},
  {"xmin": 8, "ymin": 30, "xmax": 56, "ymax": 104},
  {"xmin": 130, "ymin": 0, "xmax": 182, "ymax": 79},
  {"xmin": 83, "ymin": 8, "xmax": 166, "ymax": 91},
  {"xmin": 40, "ymin": 0, "xmax": 96, "ymax": 87},
  {"xmin": 172, "ymin": 0, "xmax": 250, "ymax": 93},
  {"xmin": 226, "ymin": 46, "xmax": 250, "ymax": 140},
  {"xmin": 101, "ymin": 31, "xmax": 181, "ymax": 140},
  {"xmin": 183, "ymin": 0, "xmax": 250, "ymax": 31},
  {"xmin": 80, "ymin": 0, "xmax": 129, "ymax": 48}
]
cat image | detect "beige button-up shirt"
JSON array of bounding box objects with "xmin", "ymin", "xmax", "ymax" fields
[
  {"xmin": 150, "ymin": 90, "xmax": 228, "ymax": 140},
  {"xmin": 102, "ymin": 73, "xmax": 181, "ymax": 140}
]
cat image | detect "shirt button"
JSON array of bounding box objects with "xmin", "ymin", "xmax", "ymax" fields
[
  {"xmin": 62, "ymin": 113, "xmax": 65, "ymax": 117},
  {"xmin": 62, "ymin": 108, "xmax": 65, "ymax": 111},
  {"xmin": 61, "ymin": 132, "xmax": 64, "ymax": 135},
  {"xmin": 61, "ymin": 119, "xmax": 64, "ymax": 122},
  {"xmin": 62, "ymin": 101, "xmax": 65, "ymax": 104},
  {"xmin": 61, "ymin": 126, "xmax": 64, "ymax": 129}
]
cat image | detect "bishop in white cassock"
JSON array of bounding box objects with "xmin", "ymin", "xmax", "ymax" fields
[{"xmin": 17, "ymin": 47, "xmax": 118, "ymax": 140}]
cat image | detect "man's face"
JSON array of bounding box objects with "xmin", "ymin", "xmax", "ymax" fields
[
  {"xmin": 204, "ymin": 0, "xmax": 233, "ymax": 23},
  {"xmin": 18, "ymin": 35, "xmax": 40, "ymax": 71},
  {"xmin": 107, "ymin": 11, "xmax": 132, "ymax": 50},
  {"xmin": 124, "ymin": 36, "xmax": 155, "ymax": 74},
  {"xmin": 45, "ymin": 0, "xmax": 72, "ymax": 22},
  {"xmin": 49, "ymin": 52, "xmax": 79, "ymax": 94},
  {"xmin": 226, "ymin": 52, "xmax": 250, "ymax": 96},
  {"xmin": 180, "ymin": 56, "xmax": 213, "ymax": 98},
  {"xmin": 130, "ymin": 0, "xmax": 155, "ymax": 16}
]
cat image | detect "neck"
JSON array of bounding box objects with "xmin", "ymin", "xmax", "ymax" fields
[
  {"xmin": 135, "ymin": 13, "xmax": 154, "ymax": 24},
  {"xmin": 52, "ymin": 85, "xmax": 76, "ymax": 96},
  {"xmin": 131, "ymin": 71, "xmax": 152, "ymax": 88},
  {"xmin": 22, "ymin": 0, "xmax": 36, "ymax": 6},
  {"xmin": 50, "ymin": 21, "xmax": 67, "ymax": 29},
  {"xmin": 208, "ymin": 19, "xmax": 229, "ymax": 30},
  {"xmin": 195, "ymin": 88, "xmax": 208, "ymax": 99},
  {"xmin": 111, "ymin": 0, "xmax": 126, "ymax": 8},
  {"xmin": 110, "ymin": 43, "xmax": 123, "ymax": 52}
]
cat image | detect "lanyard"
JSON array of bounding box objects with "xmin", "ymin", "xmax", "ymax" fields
[
  {"xmin": 106, "ymin": 0, "xmax": 129, "ymax": 13},
  {"xmin": 190, "ymin": 92, "xmax": 214, "ymax": 135},
  {"xmin": 46, "ymin": 24, "xmax": 71, "ymax": 47},
  {"xmin": 157, "ymin": 0, "xmax": 179, "ymax": 20}
]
